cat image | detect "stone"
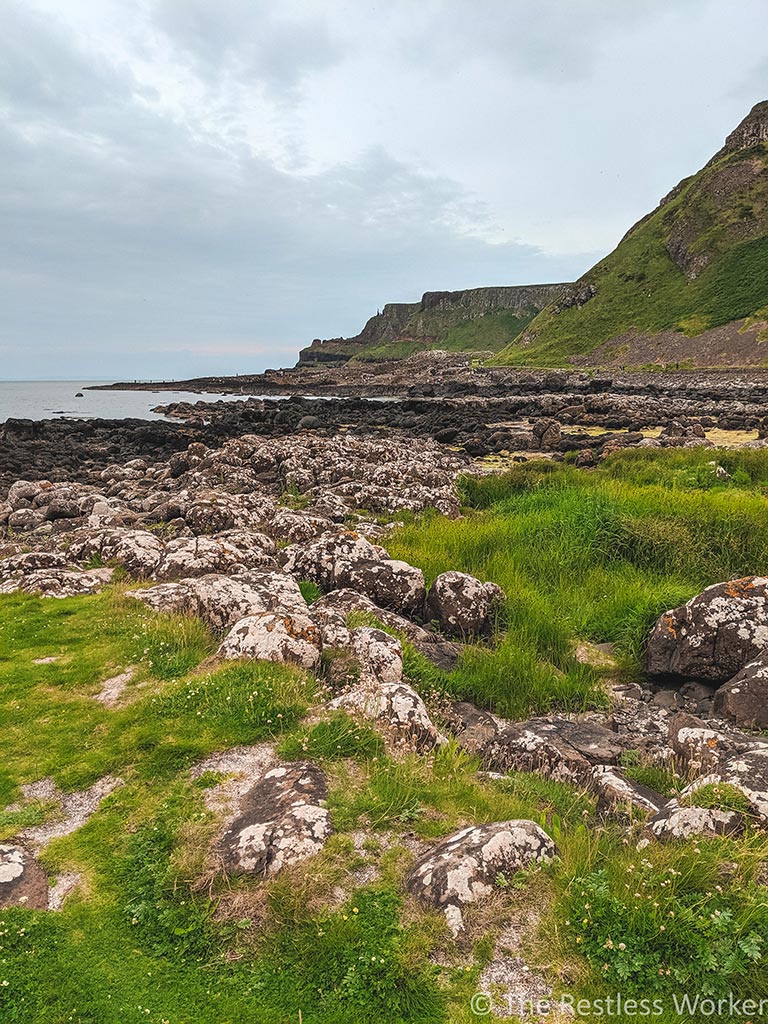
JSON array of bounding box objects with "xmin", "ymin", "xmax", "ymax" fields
[
  {"xmin": 483, "ymin": 717, "xmax": 625, "ymax": 784},
  {"xmin": 425, "ymin": 571, "xmax": 505, "ymax": 637},
  {"xmin": 0, "ymin": 844, "xmax": 48, "ymax": 909},
  {"xmin": 446, "ymin": 701, "xmax": 500, "ymax": 753},
  {"xmin": 406, "ymin": 820, "xmax": 556, "ymax": 934},
  {"xmin": 153, "ymin": 535, "xmax": 276, "ymax": 580},
  {"xmin": 591, "ymin": 765, "xmax": 665, "ymax": 818},
  {"xmin": 68, "ymin": 528, "xmax": 164, "ymax": 577},
  {"xmin": 713, "ymin": 654, "xmax": 768, "ymax": 729},
  {"xmin": 647, "ymin": 802, "xmax": 743, "ymax": 841},
  {"xmin": 645, "ymin": 578, "xmax": 768, "ymax": 683},
  {"xmin": 219, "ymin": 762, "xmax": 331, "ymax": 876},
  {"xmin": 282, "ymin": 532, "xmax": 426, "ymax": 613},
  {"xmin": 0, "ymin": 567, "xmax": 115, "ymax": 597},
  {"xmin": 217, "ymin": 612, "xmax": 321, "ymax": 670},
  {"xmin": 331, "ymin": 679, "xmax": 440, "ymax": 751},
  {"xmin": 128, "ymin": 570, "xmax": 308, "ymax": 630}
]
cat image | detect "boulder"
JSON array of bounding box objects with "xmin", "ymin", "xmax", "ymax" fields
[
  {"xmin": 713, "ymin": 654, "xmax": 768, "ymax": 729},
  {"xmin": 331, "ymin": 679, "xmax": 440, "ymax": 751},
  {"xmin": 0, "ymin": 567, "xmax": 115, "ymax": 597},
  {"xmin": 268, "ymin": 510, "xmax": 334, "ymax": 544},
  {"xmin": 217, "ymin": 612, "xmax": 321, "ymax": 670},
  {"xmin": 128, "ymin": 570, "xmax": 308, "ymax": 631},
  {"xmin": 647, "ymin": 802, "xmax": 743, "ymax": 842},
  {"xmin": 406, "ymin": 820, "xmax": 556, "ymax": 934},
  {"xmin": 646, "ymin": 578, "xmax": 768, "ymax": 683},
  {"xmin": 153, "ymin": 535, "xmax": 276, "ymax": 580},
  {"xmin": 0, "ymin": 551, "xmax": 71, "ymax": 578},
  {"xmin": 591, "ymin": 765, "xmax": 666, "ymax": 818},
  {"xmin": 425, "ymin": 571, "xmax": 505, "ymax": 637},
  {"xmin": 68, "ymin": 528, "xmax": 164, "ymax": 577},
  {"xmin": 446, "ymin": 701, "xmax": 500, "ymax": 753},
  {"xmin": 483, "ymin": 718, "xmax": 626, "ymax": 785},
  {"xmin": 219, "ymin": 762, "xmax": 331, "ymax": 876},
  {"xmin": 0, "ymin": 844, "xmax": 48, "ymax": 909},
  {"xmin": 283, "ymin": 532, "xmax": 425, "ymax": 613}
]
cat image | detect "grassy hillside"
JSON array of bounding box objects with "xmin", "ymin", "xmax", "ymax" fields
[{"xmin": 494, "ymin": 102, "xmax": 768, "ymax": 367}]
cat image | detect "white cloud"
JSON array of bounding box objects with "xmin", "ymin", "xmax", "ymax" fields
[{"xmin": 0, "ymin": 0, "xmax": 766, "ymax": 377}]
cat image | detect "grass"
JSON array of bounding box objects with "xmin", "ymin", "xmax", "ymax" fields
[
  {"xmin": 5, "ymin": 447, "xmax": 768, "ymax": 1021},
  {"xmin": 493, "ymin": 142, "xmax": 768, "ymax": 366},
  {"xmin": 384, "ymin": 448, "xmax": 768, "ymax": 717}
]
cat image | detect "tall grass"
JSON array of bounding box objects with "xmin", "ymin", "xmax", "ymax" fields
[{"xmin": 388, "ymin": 450, "xmax": 768, "ymax": 714}]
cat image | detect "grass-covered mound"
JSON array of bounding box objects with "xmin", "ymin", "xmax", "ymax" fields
[{"xmin": 4, "ymin": 448, "xmax": 768, "ymax": 1022}]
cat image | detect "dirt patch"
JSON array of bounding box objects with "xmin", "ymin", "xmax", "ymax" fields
[
  {"xmin": 93, "ymin": 668, "xmax": 136, "ymax": 708},
  {"xmin": 18, "ymin": 776, "xmax": 123, "ymax": 851}
]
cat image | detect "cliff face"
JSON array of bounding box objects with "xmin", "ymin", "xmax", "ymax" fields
[
  {"xmin": 298, "ymin": 283, "xmax": 568, "ymax": 364},
  {"xmin": 495, "ymin": 100, "xmax": 768, "ymax": 368}
]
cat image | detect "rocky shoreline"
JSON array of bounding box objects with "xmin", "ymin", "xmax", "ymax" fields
[{"xmin": 7, "ymin": 356, "xmax": 768, "ymax": 490}]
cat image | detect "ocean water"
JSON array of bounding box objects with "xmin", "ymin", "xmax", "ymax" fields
[{"xmin": 0, "ymin": 381, "xmax": 261, "ymax": 423}]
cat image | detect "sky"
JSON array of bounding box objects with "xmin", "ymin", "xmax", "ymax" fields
[{"xmin": 1, "ymin": 0, "xmax": 766, "ymax": 380}]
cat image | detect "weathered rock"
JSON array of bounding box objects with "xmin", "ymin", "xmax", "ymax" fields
[
  {"xmin": 713, "ymin": 654, "xmax": 768, "ymax": 729},
  {"xmin": 0, "ymin": 567, "xmax": 115, "ymax": 597},
  {"xmin": 647, "ymin": 801, "xmax": 744, "ymax": 841},
  {"xmin": 716, "ymin": 749, "xmax": 768, "ymax": 824},
  {"xmin": 68, "ymin": 528, "xmax": 164, "ymax": 577},
  {"xmin": 218, "ymin": 762, "xmax": 331, "ymax": 876},
  {"xmin": 646, "ymin": 578, "xmax": 768, "ymax": 683},
  {"xmin": 591, "ymin": 765, "xmax": 666, "ymax": 818},
  {"xmin": 283, "ymin": 532, "xmax": 426, "ymax": 613},
  {"xmin": 483, "ymin": 718, "xmax": 626, "ymax": 784},
  {"xmin": 0, "ymin": 551, "xmax": 72, "ymax": 578},
  {"xmin": 446, "ymin": 701, "xmax": 500, "ymax": 753},
  {"xmin": 0, "ymin": 844, "xmax": 48, "ymax": 909},
  {"xmin": 406, "ymin": 820, "xmax": 556, "ymax": 934},
  {"xmin": 153, "ymin": 534, "xmax": 276, "ymax": 580},
  {"xmin": 269, "ymin": 509, "xmax": 334, "ymax": 543},
  {"xmin": 217, "ymin": 612, "xmax": 321, "ymax": 670},
  {"xmin": 425, "ymin": 571, "xmax": 505, "ymax": 637},
  {"xmin": 331, "ymin": 679, "xmax": 440, "ymax": 751},
  {"xmin": 128, "ymin": 570, "xmax": 307, "ymax": 630}
]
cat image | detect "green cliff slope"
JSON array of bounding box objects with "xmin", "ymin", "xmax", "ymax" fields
[{"xmin": 494, "ymin": 100, "xmax": 768, "ymax": 368}]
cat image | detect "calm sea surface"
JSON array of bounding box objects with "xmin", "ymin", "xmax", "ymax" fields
[{"xmin": 0, "ymin": 381, "xmax": 263, "ymax": 423}]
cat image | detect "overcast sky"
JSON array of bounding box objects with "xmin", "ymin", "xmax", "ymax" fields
[{"xmin": 1, "ymin": 0, "xmax": 766, "ymax": 380}]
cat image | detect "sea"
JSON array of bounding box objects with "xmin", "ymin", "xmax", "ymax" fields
[{"xmin": 0, "ymin": 381, "xmax": 261, "ymax": 423}]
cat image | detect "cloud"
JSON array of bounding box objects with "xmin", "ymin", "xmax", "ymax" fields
[{"xmin": 0, "ymin": 0, "xmax": 765, "ymax": 378}]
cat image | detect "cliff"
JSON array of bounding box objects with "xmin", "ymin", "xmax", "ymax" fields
[{"xmin": 297, "ymin": 283, "xmax": 568, "ymax": 365}]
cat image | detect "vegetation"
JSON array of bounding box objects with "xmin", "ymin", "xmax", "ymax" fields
[
  {"xmin": 494, "ymin": 141, "xmax": 768, "ymax": 366},
  {"xmin": 5, "ymin": 449, "xmax": 768, "ymax": 1021}
]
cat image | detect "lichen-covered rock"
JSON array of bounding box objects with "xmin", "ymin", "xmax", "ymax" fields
[
  {"xmin": 0, "ymin": 844, "xmax": 48, "ymax": 909},
  {"xmin": 425, "ymin": 571, "xmax": 505, "ymax": 637},
  {"xmin": 217, "ymin": 612, "xmax": 321, "ymax": 670},
  {"xmin": 331, "ymin": 679, "xmax": 440, "ymax": 751},
  {"xmin": 153, "ymin": 535, "xmax": 276, "ymax": 580},
  {"xmin": 645, "ymin": 578, "xmax": 768, "ymax": 683},
  {"xmin": 591, "ymin": 765, "xmax": 665, "ymax": 818},
  {"xmin": 128, "ymin": 570, "xmax": 308, "ymax": 630},
  {"xmin": 0, "ymin": 567, "xmax": 114, "ymax": 597},
  {"xmin": 68, "ymin": 528, "xmax": 164, "ymax": 577},
  {"xmin": 406, "ymin": 820, "xmax": 556, "ymax": 934},
  {"xmin": 349, "ymin": 627, "xmax": 404, "ymax": 685},
  {"xmin": 647, "ymin": 802, "xmax": 744, "ymax": 841},
  {"xmin": 713, "ymin": 654, "xmax": 768, "ymax": 729},
  {"xmin": 219, "ymin": 762, "xmax": 331, "ymax": 876},
  {"xmin": 283, "ymin": 532, "xmax": 425, "ymax": 613},
  {"xmin": 446, "ymin": 701, "xmax": 500, "ymax": 753},
  {"xmin": 0, "ymin": 551, "xmax": 72, "ymax": 578},
  {"xmin": 7, "ymin": 508, "xmax": 46, "ymax": 531},
  {"xmin": 715, "ymin": 749, "xmax": 768, "ymax": 824},
  {"xmin": 483, "ymin": 718, "xmax": 625, "ymax": 784},
  {"xmin": 269, "ymin": 509, "xmax": 334, "ymax": 543},
  {"xmin": 667, "ymin": 713, "xmax": 748, "ymax": 775}
]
